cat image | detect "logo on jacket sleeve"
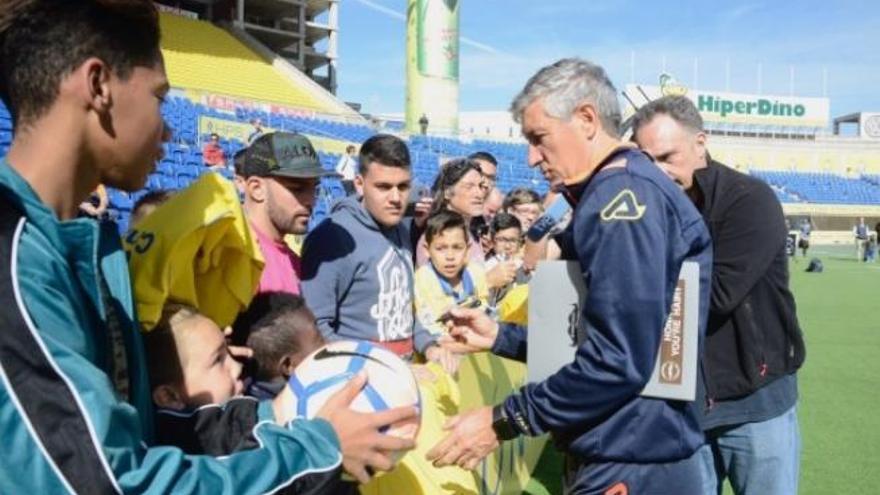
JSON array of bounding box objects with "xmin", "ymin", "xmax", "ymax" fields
[{"xmin": 600, "ymin": 189, "xmax": 646, "ymax": 222}]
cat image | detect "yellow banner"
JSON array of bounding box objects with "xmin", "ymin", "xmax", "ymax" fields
[
  {"xmin": 458, "ymin": 354, "xmax": 547, "ymax": 494},
  {"xmin": 197, "ymin": 115, "xmax": 355, "ymax": 154},
  {"xmin": 361, "ymin": 356, "xmax": 547, "ymax": 495},
  {"xmin": 198, "ymin": 116, "xmax": 270, "ymax": 145}
]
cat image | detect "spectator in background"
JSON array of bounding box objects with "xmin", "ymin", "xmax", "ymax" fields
[
  {"xmin": 854, "ymin": 217, "xmax": 869, "ymax": 261},
  {"xmin": 485, "ymin": 212, "xmax": 523, "ymax": 271},
  {"xmin": 79, "ymin": 183, "xmax": 109, "ymax": 219},
  {"xmin": 633, "ymin": 94, "xmax": 805, "ymax": 495},
  {"xmin": 130, "ymin": 189, "xmax": 173, "ymax": 227},
  {"xmin": 798, "ymin": 218, "xmax": 813, "ymax": 257},
  {"xmin": 469, "ymin": 215, "xmax": 493, "ymax": 256},
  {"xmin": 335, "ymin": 144, "xmax": 358, "ymax": 195},
  {"xmin": 483, "ymin": 187, "xmax": 504, "ymax": 220},
  {"xmin": 248, "ymin": 118, "xmax": 264, "ymax": 144},
  {"xmin": 503, "ymin": 187, "xmax": 542, "ymax": 231},
  {"xmin": 416, "ymin": 158, "xmax": 487, "ymax": 266},
  {"xmin": 419, "ymin": 113, "xmax": 429, "ymax": 135},
  {"xmin": 417, "ymin": 159, "xmax": 518, "ymax": 291},
  {"xmin": 301, "ymin": 134, "xmax": 440, "ymax": 362},
  {"xmin": 202, "ymin": 132, "xmax": 226, "ymax": 169},
  {"xmin": 468, "ymin": 151, "xmax": 498, "ymax": 192},
  {"xmin": 866, "ymin": 235, "xmax": 878, "ymax": 263},
  {"xmin": 241, "ymin": 132, "xmax": 339, "ymax": 295}
]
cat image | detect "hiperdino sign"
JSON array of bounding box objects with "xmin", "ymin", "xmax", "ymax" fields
[
  {"xmin": 698, "ymin": 95, "xmax": 806, "ymax": 118},
  {"xmin": 625, "ymin": 85, "xmax": 830, "ymax": 128}
]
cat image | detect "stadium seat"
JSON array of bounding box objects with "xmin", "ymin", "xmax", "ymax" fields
[
  {"xmin": 157, "ymin": 160, "xmax": 176, "ymax": 176},
  {"xmin": 159, "ymin": 13, "xmax": 335, "ymax": 113},
  {"xmin": 107, "ymin": 189, "xmax": 133, "ymax": 211},
  {"xmin": 116, "ymin": 211, "xmax": 130, "ymax": 235},
  {"xmin": 177, "ymin": 175, "xmax": 194, "ymax": 189},
  {"xmin": 750, "ymin": 169, "xmax": 880, "ymax": 205},
  {"xmin": 147, "ymin": 174, "xmax": 163, "ymax": 191},
  {"xmin": 159, "ymin": 176, "xmax": 177, "ymax": 190}
]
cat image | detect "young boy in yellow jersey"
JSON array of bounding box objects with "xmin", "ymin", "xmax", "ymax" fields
[{"xmin": 414, "ymin": 210, "xmax": 490, "ymax": 373}]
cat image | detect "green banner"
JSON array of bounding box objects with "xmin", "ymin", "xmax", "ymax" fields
[
  {"xmin": 406, "ymin": 0, "xmax": 460, "ymax": 134},
  {"xmin": 417, "ymin": 0, "xmax": 460, "ymax": 79}
]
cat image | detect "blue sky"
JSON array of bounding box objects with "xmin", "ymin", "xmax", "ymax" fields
[{"xmin": 337, "ymin": 0, "xmax": 879, "ymax": 121}]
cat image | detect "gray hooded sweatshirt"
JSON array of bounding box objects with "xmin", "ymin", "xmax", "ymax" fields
[{"xmin": 301, "ymin": 196, "xmax": 434, "ymax": 354}]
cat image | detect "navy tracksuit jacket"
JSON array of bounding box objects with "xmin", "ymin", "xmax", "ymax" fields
[{"xmin": 495, "ymin": 147, "xmax": 713, "ymax": 465}]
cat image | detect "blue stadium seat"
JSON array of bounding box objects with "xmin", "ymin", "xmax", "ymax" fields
[
  {"xmin": 217, "ymin": 168, "xmax": 234, "ymax": 181},
  {"xmin": 147, "ymin": 174, "xmax": 162, "ymax": 191},
  {"xmin": 107, "ymin": 189, "xmax": 134, "ymax": 211},
  {"xmin": 116, "ymin": 211, "xmax": 130, "ymax": 235},
  {"xmin": 157, "ymin": 160, "xmax": 176, "ymax": 176},
  {"xmin": 130, "ymin": 189, "xmax": 148, "ymax": 205},
  {"xmin": 179, "ymin": 164, "xmax": 200, "ymax": 178},
  {"xmin": 159, "ymin": 176, "xmax": 177, "ymax": 190},
  {"xmin": 177, "ymin": 175, "xmax": 194, "ymax": 189}
]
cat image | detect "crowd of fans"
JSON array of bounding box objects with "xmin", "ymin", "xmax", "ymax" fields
[
  {"xmin": 133, "ymin": 131, "xmax": 549, "ymax": 373},
  {"xmin": 0, "ymin": 3, "xmax": 807, "ymax": 493}
]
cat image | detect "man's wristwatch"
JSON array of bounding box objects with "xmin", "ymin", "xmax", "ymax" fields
[{"xmin": 491, "ymin": 405, "xmax": 519, "ymax": 441}]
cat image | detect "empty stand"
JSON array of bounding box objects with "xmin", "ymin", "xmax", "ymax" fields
[
  {"xmin": 751, "ymin": 170, "xmax": 880, "ymax": 205},
  {"xmin": 160, "ymin": 13, "xmax": 328, "ymax": 112}
]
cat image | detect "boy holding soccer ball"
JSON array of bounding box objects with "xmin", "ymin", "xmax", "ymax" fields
[
  {"xmin": 144, "ymin": 302, "xmax": 320, "ymax": 456},
  {"xmin": 231, "ymin": 292, "xmax": 326, "ymax": 400}
]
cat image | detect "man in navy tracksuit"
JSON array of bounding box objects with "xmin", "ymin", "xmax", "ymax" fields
[{"xmin": 427, "ymin": 58, "xmax": 713, "ymax": 494}]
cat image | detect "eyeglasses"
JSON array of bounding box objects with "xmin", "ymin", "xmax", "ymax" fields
[
  {"xmin": 494, "ymin": 236, "xmax": 521, "ymax": 245},
  {"xmin": 511, "ymin": 204, "xmax": 542, "ymax": 216}
]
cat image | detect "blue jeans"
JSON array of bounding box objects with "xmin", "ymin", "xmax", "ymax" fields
[{"xmin": 698, "ymin": 405, "xmax": 801, "ymax": 495}]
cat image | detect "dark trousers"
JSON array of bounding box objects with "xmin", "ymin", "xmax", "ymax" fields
[{"xmin": 563, "ymin": 447, "xmax": 706, "ymax": 495}]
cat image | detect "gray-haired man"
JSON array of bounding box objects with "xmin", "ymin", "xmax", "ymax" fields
[
  {"xmin": 633, "ymin": 95, "xmax": 805, "ymax": 495},
  {"xmin": 427, "ymin": 58, "xmax": 713, "ymax": 494}
]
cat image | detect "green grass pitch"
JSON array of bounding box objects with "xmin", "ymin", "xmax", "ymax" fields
[{"xmin": 524, "ymin": 246, "xmax": 880, "ymax": 494}]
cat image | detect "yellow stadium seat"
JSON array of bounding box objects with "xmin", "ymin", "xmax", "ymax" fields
[{"xmin": 160, "ymin": 13, "xmax": 332, "ymax": 113}]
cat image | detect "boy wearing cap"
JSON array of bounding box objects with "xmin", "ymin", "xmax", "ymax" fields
[{"xmin": 240, "ymin": 132, "xmax": 339, "ymax": 296}]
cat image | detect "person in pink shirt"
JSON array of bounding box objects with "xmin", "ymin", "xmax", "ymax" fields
[{"xmin": 240, "ymin": 132, "xmax": 339, "ymax": 295}]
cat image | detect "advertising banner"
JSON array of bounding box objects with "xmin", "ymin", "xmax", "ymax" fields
[
  {"xmin": 198, "ymin": 116, "xmax": 353, "ymax": 154},
  {"xmin": 625, "ymin": 84, "xmax": 830, "ymax": 129},
  {"xmin": 406, "ymin": 0, "xmax": 460, "ymax": 134}
]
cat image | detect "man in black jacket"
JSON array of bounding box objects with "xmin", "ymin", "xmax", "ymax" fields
[{"xmin": 633, "ymin": 96, "xmax": 806, "ymax": 495}]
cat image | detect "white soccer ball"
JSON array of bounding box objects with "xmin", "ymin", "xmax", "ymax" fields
[{"xmin": 285, "ymin": 340, "xmax": 421, "ymax": 458}]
